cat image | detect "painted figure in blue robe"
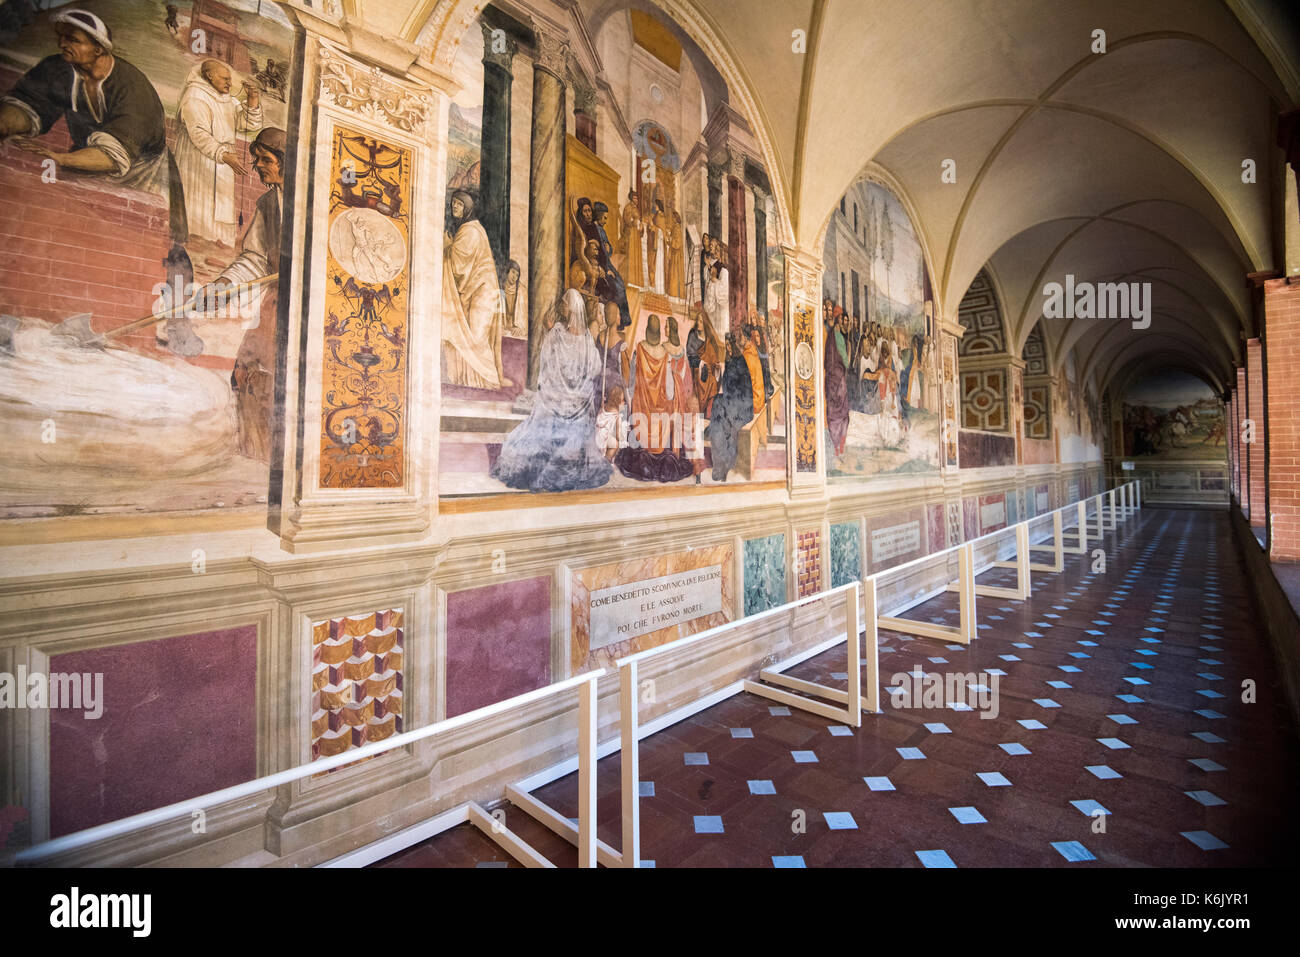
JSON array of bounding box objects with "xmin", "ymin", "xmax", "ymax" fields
[{"xmin": 491, "ymin": 289, "xmax": 612, "ymax": 492}]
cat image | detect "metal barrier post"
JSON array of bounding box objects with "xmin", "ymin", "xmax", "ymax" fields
[
  {"xmin": 578, "ymin": 676, "xmax": 597, "ymax": 868},
  {"xmin": 619, "ymin": 662, "xmax": 639, "ymax": 868}
]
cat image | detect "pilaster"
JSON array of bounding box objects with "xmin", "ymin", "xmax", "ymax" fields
[
  {"xmin": 782, "ymin": 244, "xmax": 826, "ymax": 499},
  {"xmin": 273, "ymin": 36, "xmax": 439, "ymax": 552}
]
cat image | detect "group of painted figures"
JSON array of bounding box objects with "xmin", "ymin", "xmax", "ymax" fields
[
  {"xmin": 438, "ymin": 171, "xmax": 775, "ymax": 492},
  {"xmin": 0, "ymin": 8, "xmax": 285, "ymax": 462},
  {"xmin": 823, "ymin": 298, "xmax": 933, "ymax": 458},
  {"xmin": 490, "ymin": 286, "xmax": 775, "ymax": 492}
]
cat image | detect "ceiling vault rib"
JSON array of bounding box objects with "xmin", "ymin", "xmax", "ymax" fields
[{"xmin": 790, "ymin": 0, "xmax": 827, "ymax": 241}]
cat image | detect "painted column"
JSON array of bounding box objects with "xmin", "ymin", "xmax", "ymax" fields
[
  {"xmin": 727, "ymin": 154, "xmax": 748, "ymax": 325},
  {"xmin": 478, "ymin": 20, "xmax": 516, "ymax": 268},
  {"xmin": 939, "ymin": 318, "xmax": 963, "ymax": 471},
  {"xmin": 706, "ymin": 159, "xmax": 724, "ymax": 244},
  {"xmin": 525, "ymin": 30, "xmax": 569, "ymax": 392},
  {"xmin": 274, "ymin": 36, "xmax": 435, "ymax": 552},
  {"xmin": 1009, "ymin": 357, "xmax": 1025, "ymax": 467},
  {"xmin": 753, "ymin": 187, "xmax": 768, "ymax": 319}
]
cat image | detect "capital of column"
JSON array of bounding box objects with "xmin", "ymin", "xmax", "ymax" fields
[
  {"xmin": 780, "ymin": 244, "xmax": 824, "ymax": 305},
  {"xmin": 480, "ymin": 20, "xmax": 519, "ymax": 73},
  {"xmin": 728, "ymin": 149, "xmax": 747, "ymax": 181},
  {"xmin": 533, "ymin": 27, "xmax": 571, "ymax": 80},
  {"xmin": 572, "ymin": 81, "xmax": 599, "ymax": 116},
  {"xmin": 316, "ymin": 37, "xmax": 435, "ymax": 138}
]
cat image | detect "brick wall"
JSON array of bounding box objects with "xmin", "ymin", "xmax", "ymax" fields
[
  {"xmin": 1229, "ymin": 388, "xmax": 1240, "ymax": 501},
  {"xmin": 1265, "ymin": 279, "xmax": 1300, "ymax": 560},
  {"xmin": 1247, "ymin": 338, "xmax": 1266, "ymax": 529},
  {"xmin": 1238, "ymin": 367, "xmax": 1250, "ymax": 521},
  {"xmin": 0, "ymin": 63, "xmax": 264, "ymax": 367},
  {"xmin": 0, "ymin": 145, "xmax": 171, "ymax": 336}
]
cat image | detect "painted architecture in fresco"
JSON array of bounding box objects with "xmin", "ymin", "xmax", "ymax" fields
[
  {"xmin": 435, "ymin": 4, "xmax": 786, "ymax": 496},
  {"xmin": 1123, "ymin": 370, "xmax": 1226, "ymax": 459},
  {"xmin": 821, "ymin": 178, "xmax": 939, "ymax": 479},
  {"xmin": 0, "ymin": 0, "xmax": 297, "ymax": 518}
]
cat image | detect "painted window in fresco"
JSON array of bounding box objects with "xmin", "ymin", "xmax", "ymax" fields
[
  {"xmin": 820, "ymin": 179, "xmax": 940, "ymax": 480},
  {"xmin": 435, "ymin": 4, "xmax": 786, "ymax": 496},
  {"xmin": 0, "ymin": 0, "xmax": 298, "ymax": 519}
]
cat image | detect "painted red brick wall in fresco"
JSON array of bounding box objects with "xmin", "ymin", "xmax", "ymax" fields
[
  {"xmin": 0, "ymin": 65, "xmax": 263, "ymax": 372},
  {"xmin": 48, "ymin": 624, "xmax": 258, "ymax": 838}
]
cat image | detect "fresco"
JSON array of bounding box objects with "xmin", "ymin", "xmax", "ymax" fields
[
  {"xmin": 0, "ymin": 0, "xmax": 298, "ymax": 519},
  {"xmin": 1123, "ymin": 371, "xmax": 1225, "ymax": 459},
  {"xmin": 821, "ymin": 179, "xmax": 939, "ymax": 480},
  {"xmin": 436, "ymin": 5, "xmax": 786, "ymax": 497}
]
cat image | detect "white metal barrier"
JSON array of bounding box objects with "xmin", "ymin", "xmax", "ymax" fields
[
  {"xmin": 16, "ymin": 668, "xmax": 607, "ymax": 869},
  {"xmin": 605, "ymin": 581, "xmax": 875, "ymax": 868},
  {"xmin": 610, "ymin": 478, "xmax": 1140, "ymax": 867},
  {"xmin": 14, "ymin": 480, "xmax": 1140, "ymax": 869}
]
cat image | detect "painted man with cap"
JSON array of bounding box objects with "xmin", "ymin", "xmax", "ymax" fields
[{"xmin": 0, "ymin": 8, "xmax": 182, "ymax": 237}]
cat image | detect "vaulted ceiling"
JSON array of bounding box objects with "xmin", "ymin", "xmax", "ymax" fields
[{"xmin": 348, "ymin": 0, "xmax": 1300, "ymax": 394}]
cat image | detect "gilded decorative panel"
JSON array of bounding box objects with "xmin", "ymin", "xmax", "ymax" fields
[
  {"xmin": 318, "ymin": 128, "xmax": 412, "ymax": 488},
  {"xmin": 793, "ymin": 302, "xmax": 819, "ymax": 472}
]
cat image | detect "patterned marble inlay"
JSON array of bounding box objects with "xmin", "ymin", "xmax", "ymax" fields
[
  {"xmin": 744, "ymin": 534, "xmax": 787, "ymax": 616},
  {"xmin": 829, "ymin": 521, "xmax": 861, "ymax": 589}
]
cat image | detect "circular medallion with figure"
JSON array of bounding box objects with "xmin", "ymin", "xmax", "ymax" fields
[
  {"xmin": 329, "ymin": 208, "xmax": 407, "ymax": 285},
  {"xmin": 795, "ymin": 341, "xmax": 815, "ymax": 381}
]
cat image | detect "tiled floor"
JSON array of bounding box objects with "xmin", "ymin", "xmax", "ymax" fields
[{"xmin": 374, "ymin": 508, "xmax": 1300, "ymax": 868}]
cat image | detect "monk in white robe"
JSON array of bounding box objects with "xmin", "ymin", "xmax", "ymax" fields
[
  {"xmin": 442, "ymin": 190, "xmax": 510, "ymax": 389},
  {"xmin": 175, "ymin": 60, "xmax": 263, "ymax": 246},
  {"xmin": 704, "ymin": 257, "xmax": 730, "ymax": 339}
]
